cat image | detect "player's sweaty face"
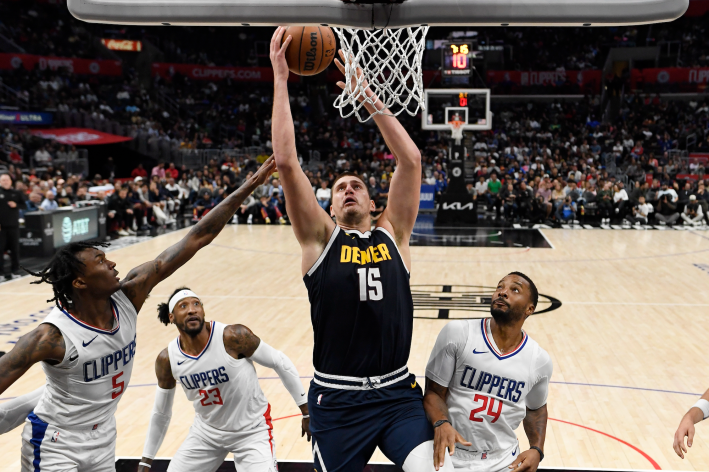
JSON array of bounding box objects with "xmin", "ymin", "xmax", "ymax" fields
[
  {"xmin": 171, "ymin": 297, "xmax": 205, "ymax": 335},
  {"xmin": 331, "ymin": 177, "xmax": 371, "ymax": 220}
]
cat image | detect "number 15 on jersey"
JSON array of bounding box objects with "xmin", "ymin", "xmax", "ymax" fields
[{"xmin": 357, "ymin": 268, "xmax": 383, "ymax": 301}]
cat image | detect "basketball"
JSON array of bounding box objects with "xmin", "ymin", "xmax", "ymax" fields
[{"xmin": 281, "ymin": 26, "xmax": 336, "ymax": 76}]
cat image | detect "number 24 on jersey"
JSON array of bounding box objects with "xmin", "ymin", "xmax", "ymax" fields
[{"xmin": 470, "ymin": 394, "xmax": 502, "ymax": 423}]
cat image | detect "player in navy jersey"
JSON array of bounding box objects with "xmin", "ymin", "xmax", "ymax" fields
[
  {"xmin": 0, "ymin": 157, "xmax": 276, "ymax": 472},
  {"xmin": 270, "ymin": 28, "xmax": 452, "ymax": 472}
]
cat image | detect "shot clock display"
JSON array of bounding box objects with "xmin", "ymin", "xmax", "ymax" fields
[{"xmin": 442, "ymin": 42, "xmax": 473, "ymax": 76}]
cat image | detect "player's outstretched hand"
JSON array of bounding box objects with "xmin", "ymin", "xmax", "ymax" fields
[
  {"xmin": 251, "ymin": 155, "xmax": 277, "ymax": 187},
  {"xmin": 433, "ymin": 422, "xmax": 471, "ymax": 471},
  {"xmin": 673, "ymin": 415, "xmax": 696, "ymax": 459},
  {"xmin": 334, "ymin": 49, "xmax": 377, "ymax": 105},
  {"xmin": 270, "ymin": 27, "xmax": 292, "ymax": 81},
  {"xmin": 508, "ymin": 449, "xmax": 541, "ymax": 472}
]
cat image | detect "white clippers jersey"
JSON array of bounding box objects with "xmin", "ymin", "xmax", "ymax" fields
[
  {"xmin": 426, "ymin": 319, "xmax": 552, "ymax": 463},
  {"xmin": 33, "ymin": 290, "xmax": 138, "ymax": 428},
  {"xmin": 168, "ymin": 321, "xmax": 271, "ymax": 433}
]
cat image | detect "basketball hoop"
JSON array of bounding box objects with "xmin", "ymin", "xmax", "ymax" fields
[
  {"xmin": 332, "ymin": 26, "xmax": 429, "ymax": 123},
  {"xmin": 449, "ymin": 120, "xmax": 465, "ymax": 145}
]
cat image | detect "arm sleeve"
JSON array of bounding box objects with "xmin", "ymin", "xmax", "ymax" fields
[
  {"xmin": 526, "ymin": 349, "xmax": 553, "ymax": 411},
  {"xmin": 250, "ymin": 341, "xmax": 306, "ymax": 407},
  {"xmin": 425, "ymin": 321, "xmax": 468, "ymax": 388},
  {"xmin": 0, "ymin": 386, "xmax": 44, "ymax": 434},
  {"xmin": 141, "ymin": 387, "xmax": 175, "ymax": 460}
]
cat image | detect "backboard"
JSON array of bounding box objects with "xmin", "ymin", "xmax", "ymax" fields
[
  {"xmin": 67, "ymin": 0, "xmax": 688, "ymax": 27},
  {"xmin": 422, "ymin": 89, "xmax": 491, "ymax": 131}
]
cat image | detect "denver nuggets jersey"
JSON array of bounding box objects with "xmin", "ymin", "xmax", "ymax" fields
[
  {"xmin": 304, "ymin": 226, "xmax": 412, "ymax": 377},
  {"xmin": 168, "ymin": 321, "xmax": 270, "ymax": 433},
  {"xmin": 33, "ymin": 290, "xmax": 138, "ymax": 428},
  {"xmin": 426, "ymin": 319, "xmax": 552, "ymax": 465}
]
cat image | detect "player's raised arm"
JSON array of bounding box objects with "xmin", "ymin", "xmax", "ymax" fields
[
  {"xmin": 333, "ymin": 51, "xmax": 422, "ymax": 249},
  {"xmin": 674, "ymin": 388, "xmax": 709, "ymax": 458},
  {"xmin": 138, "ymin": 348, "xmax": 177, "ymax": 472},
  {"xmin": 223, "ymin": 323, "xmax": 311, "ymax": 440},
  {"xmin": 120, "ymin": 157, "xmax": 276, "ymax": 312},
  {"xmin": 0, "ymin": 323, "xmax": 65, "ymax": 396},
  {"xmin": 269, "ymin": 27, "xmax": 335, "ymax": 272}
]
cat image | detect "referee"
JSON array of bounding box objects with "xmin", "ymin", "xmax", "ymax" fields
[{"xmin": 0, "ymin": 174, "xmax": 23, "ymax": 281}]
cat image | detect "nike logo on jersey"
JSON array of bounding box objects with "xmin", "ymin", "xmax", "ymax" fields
[
  {"xmin": 69, "ymin": 354, "xmax": 79, "ymax": 362},
  {"xmin": 472, "ymin": 349, "xmax": 488, "ymax": 354},
  {"xmin": 82, "ymin": 335, "xmax": 98, "ymax": 347},
  {"xmin": 512, "ymin": 448, "xmax": 517, "ymax": 457},
  {"xmin": 411, "ymin": 381, "xmax": 417, "ymax": 388},
  {"xmin": 301, "ymin": 392, "xmax": 306, "ymax": 396},
  {"xmin": 177, "ymin": 360, "xmax": 187, "ymax": 365}
]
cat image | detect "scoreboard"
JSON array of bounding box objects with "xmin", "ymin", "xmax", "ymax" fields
[{"xmin": 442, "ymin": 41, "xmax": 473, "ymax": 76}]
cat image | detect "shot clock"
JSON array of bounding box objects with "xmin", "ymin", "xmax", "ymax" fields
[{"xmin": 442, "ymin": 41, "xmax": 473, "ymax": 76}]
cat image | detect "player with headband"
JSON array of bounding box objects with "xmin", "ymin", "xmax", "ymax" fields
[{"xmin": 136, "ymin": 287, "xmax": 310, "ymax": 472}]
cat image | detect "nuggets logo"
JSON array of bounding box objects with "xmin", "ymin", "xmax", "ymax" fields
[{"xmin": 411, "ymin": 284, "xmax": 561, "ymax": 319}]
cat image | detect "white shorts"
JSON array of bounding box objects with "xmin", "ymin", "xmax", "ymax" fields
[
  {"xmin": 167, "ymin": 419, "xmax": 277, "ymax": 472},
  {"xmin": 452, "ymin": 443, "xmax": 519, "ymax": 472},
  {"xmin": 20, "ymin": 412, "xmax": 116, "ymax": 472}
]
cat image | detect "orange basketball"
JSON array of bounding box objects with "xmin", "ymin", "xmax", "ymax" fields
[{"xmin": 281, "ymin": 26, "xmax": 336, "ymax": 76}]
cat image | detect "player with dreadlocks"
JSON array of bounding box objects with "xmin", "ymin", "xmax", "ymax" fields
[{"xmin": 0, "ymin": 156, "xmax": 276, "ymax": 472}]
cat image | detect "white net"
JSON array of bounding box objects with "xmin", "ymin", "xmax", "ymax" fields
[
  {"xmin": 332, "ymin": 26, "xmax": 429, "ymax": 123},
  {"xmin": 449, "ymin": 120, "xmax": 465, "ymax": 145}
]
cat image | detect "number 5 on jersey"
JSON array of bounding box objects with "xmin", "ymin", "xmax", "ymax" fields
[
  {"xmin": 469, "ymin": 394, "xmax": 502, "ymax": 423},
  {"xmin": 357, "ymin": 268, "xmax": 383, "ymax": 301}
]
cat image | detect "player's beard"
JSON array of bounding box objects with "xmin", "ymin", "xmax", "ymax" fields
[
  {"xmin": 336, "ymin": 201, "xmax": 369, "ymax": 227},
  {"xmin": 490, "ymin": 304, "xmax": 523, "ymax": 326},
  {"xmin": 182, "ymin": 317, "xmax": 205, "ymax": 336}
]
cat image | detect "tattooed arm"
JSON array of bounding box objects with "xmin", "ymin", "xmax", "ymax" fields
[
  {"xmin": 120, "ymin": 156, "xmax": 277, "ymax": 312},
  {"xmin": 505, "ymin": 405, "xmax": 548, "ymax": 472},
  {"xmin": 225, "ymin": 324, "xmax": 311, "ymax": 441},
  {"xmin": 0, "ymin": 323, "xmax": 65, "ymax": 396}
]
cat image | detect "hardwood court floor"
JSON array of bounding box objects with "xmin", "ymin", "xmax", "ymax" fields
[{"xmin": 1, "ymin": 225, "xmax": 708, "ymax": 471}]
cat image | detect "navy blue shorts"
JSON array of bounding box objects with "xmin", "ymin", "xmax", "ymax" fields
[{"xmin": 308, "ymin": 373, "xmax": 433, "ymax": 472}]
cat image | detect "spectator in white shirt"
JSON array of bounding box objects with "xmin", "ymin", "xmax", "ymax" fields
[
  {"xmin": 613, "ymin": 183, "xmax": 629, "ymax": 218},
  {"xmin": 34, "ymin": 146, "xmax": 52, "ymax": 166},
  {"xmin": 682, "ymin": 195, "xmax": 705, "ymax": 227},
  {"xmin": 315, "ymin": 180, "xmax": 331, "ymax": 211},
  {"xmin": 474, "ymin": 176, "xmax": 488, "ymax": 197},
  {"xmin": 625, "ymin": 196, "xmax": 653, "ymax": 226},
  {"xmin": 39, "ymin": 191, "xmax": 58, "ymax": 211}
]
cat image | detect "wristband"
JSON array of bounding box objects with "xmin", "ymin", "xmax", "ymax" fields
[
  {"xmin": 433, "ymin": 419, "xmax": 451, "ymax": 429},
  {"xmin": 139, "ymin": 462, "xmax": 152, "ymax": 469},
  {"xmin": 529, "ymin": 446, "xmax": 544, "ymax": 462},
  {"xmin": 302, "ymin": 415, "xmax": 310, "ymax": 419},
  {"xmin": 693, "ymin": 399, "xmax": 709, "ymax": 420}
]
